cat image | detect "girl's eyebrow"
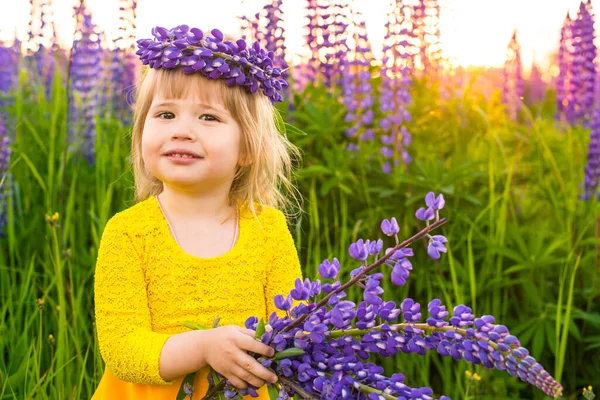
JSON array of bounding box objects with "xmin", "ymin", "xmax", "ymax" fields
[{"xmin": 150, "ymin": 101, "xmax": 229, "ymax": 114}]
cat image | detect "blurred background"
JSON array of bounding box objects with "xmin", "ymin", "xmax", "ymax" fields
[{"xmin": 0, "ymin": 0, "xmax": 599, "ymax": 399}]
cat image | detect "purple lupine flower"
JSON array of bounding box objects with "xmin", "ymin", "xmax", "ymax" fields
[
  {"xmin": 415, "ymin": 191, "xmax": 445, "ymax": 222},
  {"xmin": 0, "ymin": 122, "xmax": 11, "ymax": 176},
  {"xmin": 412, "ymin": 0, "xmax": 442, "ymax": 75},
  {"xmin": 427, "ymin": 235, "xmax": 448, "ymax": 259},
  {"xmin": 0, "ymin": 41, "xmax": 19, "ymax": 116},
  {"xmin": 185, "ymin": 191, "xmax": 561, "ymax": 400},
  {"xmin": 274, "ymin": 294, "xmax": 293, "ymax": 311},
  {"xmin": 363, "ymin": 273, "xmax": 384, "ymax": 305},
  {"xmin": 556, "ymin": 12, "xmax": 573, "ymax": 122},
  {"xmin": 564, "ymin": 2, "xmax": 596, "ymax": 125},
  {"xmin": 391, "ymin": 260, "xmax": 410, "ymax": 286},
  {"xmin": 259, "ymin": 0, "xmax": 287, "ymax": 70},
  {"xmin": 529, "ymin": 62, "xmax": 545, "ymax": 104},
  {"xmin": 349, "ymin": 239, "xmax": 369, "ymax": 261},
  {"xmin": 68, "ymin": 2, "xmax": 103, "ymax": 166},
  {"xmin": 106, "ymin": 0, "xmax": 139, "ymax": 125},
  {"xmin": 411, "ymin": 0, "xmax": 427, "ymax": 69},
  {"xmin": 318, "ymin": 258, "xmax": 341, "ymax": 280},
  {"xmin": 409, "ymin": 0, "xmax": 442, "ymax": 74},
  {"xmin": 415, "ymin": 206, "xmax": 434, "ymax": 221},
  {"xmin": 136, "ymin": 26, "xmax": 288, "ymax": 103},
  {"xmin": 33, "ymin": 44, "xmax": 56, "ymax": 101},
  {"xmin": 0, "ymin": 118, "xmax": 11, "ymax": 237},
  {"xmin": 322, "ymin": 0, "xmax": 351, "ymax": 89},
  {"xmin": 427, "ymin": 298, "xmax": 449, "ymax": 328},
  {"xmin": 580, "ymin": 0, "xmax": 596, "ymax": 120},
  {"xmin": 25, "ymin": 0, "xmax": 59, "ymax": 100},
  {"xmin": 0, "ymin": 42, "xmax": 17, "ymax": 238},
  {"xmin": 379, "ymin": 2, "xmax": 413, "ymax": 173},
  {"xmin": 241, "ymin": 0, "xmax": 291, "ymax": 105},
  {"xmin": 342, "ymin": 8, "xmax": 375, "ymax": 158},
  {"xmin": 302, "ymin": 0, "xmax": 350, "ymax": 89},
  {"xmin": 302, "ymin": 0, "xmax": 321, "ymax": 87},
  {"xmin": 502, "ymin": 31, "xmax": 524, "ymax": 121},
  {"xmin": 426, "ymin": 191, "xmax": 445, "ymax": 210},
  {"xmin": 366, "ymin": 239, "xmax": 383, "ymax": 256},
  {"xmin": 582, "ymin": 103, "xmax": 600, "ymax": 200},
  {"xmin": 240, "ymin": 0, "xmax": 288, "ymax": 75},
  {"xmin": 380, "ymin": 217, "xmax": 400, "ymax": 236}
]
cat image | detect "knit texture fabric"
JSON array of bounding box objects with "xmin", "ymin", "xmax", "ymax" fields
[{"xmin": 92, "ymin": 195, "xmax": 303, "ymax": 399}]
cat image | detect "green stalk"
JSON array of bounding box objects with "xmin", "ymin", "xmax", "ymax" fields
[
  {"xmin": 555, "ymin": 252, "xmax": 581, "ymax": 384},
  {"xmin": 50, "ymin": 224, "xmax": 67, "ymax": 392}
]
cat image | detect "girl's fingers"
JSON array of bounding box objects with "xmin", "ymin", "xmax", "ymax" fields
[
  {"xmin": 231, "ymin": 365, "xmax": 266, "ymax": 388},
  {"xmin": 238, "ymin": 334, "xmax": 276, "ymax": 358},
  {"xmin": 237, "ymin": 327, "xmax": 257, "ymax": 337},
  {"xmin": 226, "ymin": 373, "xmax": 249, "ymax": 390},
  {"xmin": 237, "ymin": 352, "xmax": 278, "ymax": 384}
]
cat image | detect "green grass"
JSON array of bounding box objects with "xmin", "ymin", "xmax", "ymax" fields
[{"xmin": 0, "ymin": 64, "xmax": 598, "ymax": 400}]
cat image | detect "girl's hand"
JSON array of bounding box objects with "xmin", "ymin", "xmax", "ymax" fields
[{"xmin": 202, "ymin": 325, "xmax": 278, "ymax": 390}]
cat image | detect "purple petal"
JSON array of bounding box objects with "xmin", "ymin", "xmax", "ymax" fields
[{"xmin": 425, "ymin": 192, "xmax": 436, "ymax": 208}]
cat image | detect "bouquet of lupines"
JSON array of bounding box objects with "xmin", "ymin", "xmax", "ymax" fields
[{"xmin": 181, "ymin": 192, "xmax": 563, "ymax": 400}]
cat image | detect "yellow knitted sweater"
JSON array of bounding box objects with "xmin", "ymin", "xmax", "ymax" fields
[{"xmin": 93, "ymin": 195, "xmax": 303, "ymax": 398}]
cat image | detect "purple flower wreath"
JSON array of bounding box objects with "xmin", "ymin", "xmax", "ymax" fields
[
  {"xmin": 178, "ymin": 192, "xmax": 563, "ymax": 400},
  {"xmin": 135, "ymin": 25, "xmax": 289, "ymax": 103}
]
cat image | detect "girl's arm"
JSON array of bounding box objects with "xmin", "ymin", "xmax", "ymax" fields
[
  {"xmin": 161, "ymin": 325, "xmax": 278, "ymax": 388},
  {"xmin": 94, "ymin": 214, "xmax": 202, "ymax": 385},
  {"xmin": 158, "ymin": 329, "xmax": 208, "ymax": 381}
]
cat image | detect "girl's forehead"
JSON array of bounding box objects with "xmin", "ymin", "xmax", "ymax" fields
[
  {"xmin": 151, "ymin": 71, "xmax": 228, "ymax": 107},
  {"xmin": 152, "ymin": 87, "xmax": 226, "ymax": 109}
]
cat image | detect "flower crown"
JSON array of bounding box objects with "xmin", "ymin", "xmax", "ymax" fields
[{"xmin": 135, "ymin": 25, "xmax": 288, "ymax": 103}]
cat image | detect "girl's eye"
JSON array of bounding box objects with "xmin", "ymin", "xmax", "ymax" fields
[
  {"xmin": 157, "ymin": 112, "xmax": 174, "ymax": 119},
  {"xmin": 200, "ymin": 114, "xmax": 219, "ymax": 122},
  {"xmin": 155, "ymin": 112, "xmax": 220, "ymax": 122}
]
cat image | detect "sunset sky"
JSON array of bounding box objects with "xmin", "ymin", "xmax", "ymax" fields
[{"xmin": 1, "ymin": 0, "xmax": 597, "ymax": 74}]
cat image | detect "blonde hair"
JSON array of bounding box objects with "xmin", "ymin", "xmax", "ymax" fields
[{"xmin": 129, "ymin": 67, "xmax": 303, "ymax": 220}]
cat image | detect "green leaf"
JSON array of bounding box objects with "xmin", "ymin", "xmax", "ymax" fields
[
  {"xmin": 320, "ymin": 176, "xmax": 339, "ymax": 196},
  {"xmin": 182, "ymin": 321, "xmax": 210, "ymax": 330},
  {"xmin": 274, "ymin": 111, "xmax": 286, "ymax": 136},
  {"xmin": 284, "ymin": 122, "xmax": 307, "ymax": 136},
  {"xmin": 544, "ymin": 319, "xmax": 557, "ymax": 355},
  {"xmin": 531, "ymin": 323, "xmax": 545, "ymax": 359},
  {"xmin": 268, "ymin": 383, "xmax": 281, "ymax": 399},
  {"xmin": 584, "ymin": 335, "xmax": 600, "ymax": 351},
  {"xmin": 20, "ymin": 152, "xmax": 47, "ymax": 193},
  {"xmin": 175, "ymin": 372, "xmax": 197, "ymax": 400},
  {"xmin": 273, "ymin": 348, "xmax": 305, "ymax": 360},
  {"xmin": 256, "ymin": 318, "xmax": 266, "ymax": 339},
  {"xmin": 297, "ymin": 165, "xmax": 331, "ymax": 178}
]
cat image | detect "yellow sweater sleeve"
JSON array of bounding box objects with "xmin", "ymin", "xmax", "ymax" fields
[
  {"xmin": 264, "ymin": 209, "xmax": 305, "ymax": 320},
  {"xmin": 94, "ymin": 215, "xmax": 175, "ymax": 385}
]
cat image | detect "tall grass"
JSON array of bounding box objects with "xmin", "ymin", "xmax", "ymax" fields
[{"xmin": 0, "ymin": 64, "xmax": 598, "ymax": 400}]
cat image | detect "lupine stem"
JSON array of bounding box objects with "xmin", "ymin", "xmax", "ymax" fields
[
  {"xmin": 353, "ymin": 380, "xmax": 398, "ymax": 400},
  {"xmin": 326, "ymin": 323, "xmax": 500, "ymax": 351},
  {"xmin": 278, "ymin": 376, "xmax": 319, "ymax": 399},
  {"xmin": 279, "ymin": 218, "xmax": 447, "ymax": 334},
  {"xmin": 201, "ymin": 379, "xmax": 226, "ymax": 400}
]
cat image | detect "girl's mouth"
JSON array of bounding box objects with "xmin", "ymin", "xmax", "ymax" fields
[{"xmin": 164, "ymin": 154, "xmax": 203, "ymax": 164}]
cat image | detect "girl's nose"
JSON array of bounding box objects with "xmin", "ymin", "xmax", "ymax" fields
[{"xmin": 170, "ymin": 126, "xmax": 196, "ymax": 141}]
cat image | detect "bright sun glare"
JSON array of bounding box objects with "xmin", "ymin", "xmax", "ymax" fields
[{"xmin": 0, "ymin": 0, "xmax": 597, "ymax": 73}]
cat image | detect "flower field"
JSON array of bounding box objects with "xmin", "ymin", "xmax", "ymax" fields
[{"xmin": 0, "ymin": 0, "xmax": 599, "ymax": 399}]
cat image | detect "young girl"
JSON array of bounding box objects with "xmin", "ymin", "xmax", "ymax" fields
[{"xmin": 92, "ymin": 26, "xmax": 304, "ymax": 399}]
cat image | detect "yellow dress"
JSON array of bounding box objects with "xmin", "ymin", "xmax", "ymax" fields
[{"xmin": 92, "ymin": 195, "xmax": 304, "ymax": 399}]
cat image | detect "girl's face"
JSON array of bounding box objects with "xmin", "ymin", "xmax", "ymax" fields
[{"xmin": 141, "ymin": 90, "xmax": 242, "ymax": 193}]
